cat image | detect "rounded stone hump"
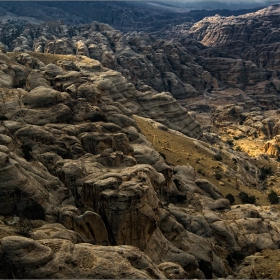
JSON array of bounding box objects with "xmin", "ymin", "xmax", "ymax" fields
[
  {"xmin": 22, "ymin": 86, "xmax": 64, "ymax": 108},
  {"xmin": 2, "ymin": 236, "xmax": 53, "ymax": 267},
  {"xmin": 77, "ymin": 82, "xmax": 101, "ymax": 102},
  {"xmin": 157, "ymin": 262, "xmax": 188, "ymax": 279},
  {"xmin": 259, "ymin": 3, "xmax": 280, "ymax": 15},
  {"xmin": 43, "ymin": 63, "xmax": 64, "ymax": 78},
  {"xmin": 195, "ymin": 178, "xmax": 222, "ymax": 200},
  {"xmin": 26, "ymin": 69, "xmax": 51, "ymax": 90},
  {"xmin": 32, "ymin": 223, "xmax": 78, "ymax": 243},
  {"xmin": 0, "ymin": 151, "xmax": 9, "ymax": 167},
  {"xmin": 16, "ymin": 53, "xmax": 40, "ymax": 69},
  {"xmin": 57, "ymin": 59, "xmax": 78, "ymax": 71}
]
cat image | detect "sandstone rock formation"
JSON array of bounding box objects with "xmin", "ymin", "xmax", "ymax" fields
[
  {"xmin": 1, "ymin": 3, "xmax": 280, "ymax": 278},
  {"xmin": 188, "ymin": 4, "xmax": 280, "ymax": 48},
  {"xmin": 2, "ymin": 234, "xmax": 166, "ymax": 279},
  {"xmin": 0, "ymin": 50, "xmax": 279, "ymax": 279},
  {"xmin": 0, "ymin": 19, "xmax": 219, "ymax": 101}
]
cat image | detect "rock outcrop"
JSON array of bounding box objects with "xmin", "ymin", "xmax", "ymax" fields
[
  {"xmin": 0, "ymin": 52, "xmax": 220, "ymax": 278},
  {"xmin": 188, "ymin": 4, "xmax": 280, "ymax": 48},
  {"xmin": 0, "ymin": 50, "xmax": 279, "ymax": 279},
  {"xmin": 1, "ymin": 3, "xmax": 280, "ymax": 278},
  {"xmin": 0, "ymin": 20, "xmax": 218, "ymax": 101}
]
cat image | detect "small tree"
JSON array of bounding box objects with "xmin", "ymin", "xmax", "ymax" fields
[
  {"xmin": 214, "ymin": 154, "xmax": 222, "ymax": 161},
  {"xmin": 268, "ymin": 190, "xmax": 279, "ymax": 204},
  {"xmin": 0, "ymin": 115, "xmax": 8, "ymax": 121},
  {"xmin": 215, "ymin": 173, "xmax": 222, "ymax": 180},
  {"xmin": 247, "ymin": 195, "xmax": 256, "ymax": 204},
  {"xmin": 226, "ymin": 139, "xmax": 234, "ymax": 147},
  {"xmin": 235, "ymin": 146, "xmax": 242, "ymax": 152},
  {"xmin": 225, "ymin": 193, "xmax": 235, "ymax": 204},
  {"xmin": 239, "ymin": 191, "xmax": 256, "ymax": 204},
  {"xmin": 259, "ymin": 166, "xmax": 273, "ymax": 181}
]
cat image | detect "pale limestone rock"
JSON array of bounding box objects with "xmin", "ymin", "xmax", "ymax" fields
[
  {"xmin": 0, "ymin": 71, "xmax": 13, "ymax": 87},
  {"xmin": 76, "ymin": 40, "xmax": 89, "ymax": 56},
  {"xmin": 32, "ymin": 223, "xmax": 78, "ymax": 243},
  {"xmin": 26, "ymin": 70, "xmax": 51, "ymax": 91},
  {"xmin": 2, "ymin": 236, "xmax": 53, "ymax": 267},
  {"xmin": 157, "ymin": 262, "xmax": 188, "ymax": 279},
  {"xmin": 195, "ymin": 179, "xmax": 223, "ymax": 200},
  {"xmin": 44, "ymin": 38, "xmax": 75, "ymax": 55},
  {"xmin": 2, "ymin": 236, "xmax": 166, "ymax": 279},
  {"xmin": 22, "ymin": 86, "xmax": 65, "ymax": 108},
  {"xmin": 16, "ymin": 53, "xmax": 40, "ymax": 69}
]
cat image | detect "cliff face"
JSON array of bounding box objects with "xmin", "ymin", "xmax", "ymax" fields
[
  {"xmin": 186, "ymin": 4, "xmax": 280, "ymax": 72},
  {"xmin": 188, "ymin": 4, "xmax": 280, "ymax": 47}
]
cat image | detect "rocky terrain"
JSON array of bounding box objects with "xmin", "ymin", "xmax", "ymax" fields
[
  {"xmin": 1, "ymin": 2, "xmax": 280, "ymax": 279},
  {"xmin": 0, "ymin": 1, "xmax": 266, "ymax": 32},
  {"xmin": 0, "ymin": 20, "xmax": 221, "ymax": 104},
  {"xmin": 0, "ymin": 48, "xmax": 278, "ymax": 279},
  {"xmin": 186, "ymin": 3, "xmax": 280, "ymax": 71}
]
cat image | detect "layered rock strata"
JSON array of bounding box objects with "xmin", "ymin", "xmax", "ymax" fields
[{"xmin": 0, "ymin": 51, "xmax": 280, "ymax": 278}]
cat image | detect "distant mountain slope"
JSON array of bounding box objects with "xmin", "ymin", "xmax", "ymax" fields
[
  {"xmin": 1, "ymin": 14, "xmax": 280, "ymax": 107},
  {"xmin": 0, "ymin": 20, "xmax": 218, "ymax": 100},
  {"xmin": 188, "ymin": 3, "xmax": 280, "ymax": 47},
  {"xmin": 183, "ymin": 4, "xmax": 280, "ymax": 71},
  {"xmin": 0, "ymin": 1, "xmax": 264, "ymax": 32}
]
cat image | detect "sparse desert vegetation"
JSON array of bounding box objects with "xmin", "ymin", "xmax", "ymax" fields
[{"xmin": 134, "ymin": 115, "xmax": 279, "ymax": 206}]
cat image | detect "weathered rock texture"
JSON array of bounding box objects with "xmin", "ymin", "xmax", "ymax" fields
[
  {"xmin": 0, "ymin": 50, "xmax": 279, "ymax": 279},
  {"xmin": 0, "ymin": 52, "xmax": 219, "ymax": 278},
  {"xmin": 0, "ymin": 20, "xmax": 218, "ymax": 101},
  {"xmin": 1, "ymin": 4, "xmax": 280, "ymax": 278}
]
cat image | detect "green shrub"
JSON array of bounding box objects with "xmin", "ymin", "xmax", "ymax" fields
[
  {"xmin": 225, "ymin": 193, "xmax": 235, "ymax": 204},
  {"xmin": 268, "ymin": 190, "xmax": 279, "ymax": 204},
  {"xmin": 238, "ymin": 191, "xmax": 248, "ymax": 201},
  {"xmin": 0, "ymin": 115, "xmax": 8, "ymax": 121},
  {"xmin": 226, "ymin": 139, "xmax": 234, "ymax": 147},
  {"xmin": 198, "ymin": 168, "xmax": 205, "ymax": 176},
  {"xmin": 235, "ymin": 146, "xmax": 242, "ymax": 152},
  {"xmin": 215, "ymin": 173, "xmax": 222, "ymax": 180},
  {"xmin": 247, "ymin": 195, "xmax": 256, "ymax": 204},
  {"xmin": 214, "ymin": 154, "xmax": 222, "ymax": 161},
  {"xmin": 238, "ymin": 191, "xmax": 256, "ymax": 204},
  {"xmin": 259, "ymin": 166, "xmax": 273, "ymax": 181}
]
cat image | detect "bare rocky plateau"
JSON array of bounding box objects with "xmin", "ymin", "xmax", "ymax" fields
[{"xmin": 1, "ymin": 3, "xmax": 280, "ymax": 279}]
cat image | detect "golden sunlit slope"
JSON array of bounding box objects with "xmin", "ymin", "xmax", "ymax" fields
[
  {"xmin": 7, "ymin": 52, "xmax": 77, "ymax": 64},
  {"xmin": 134, "ymin": 115, "xmax": 279, "ymax": 206},
  {"xmin": 7, "ymin": 52, "xmax": 101, "ymax": 66}
]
